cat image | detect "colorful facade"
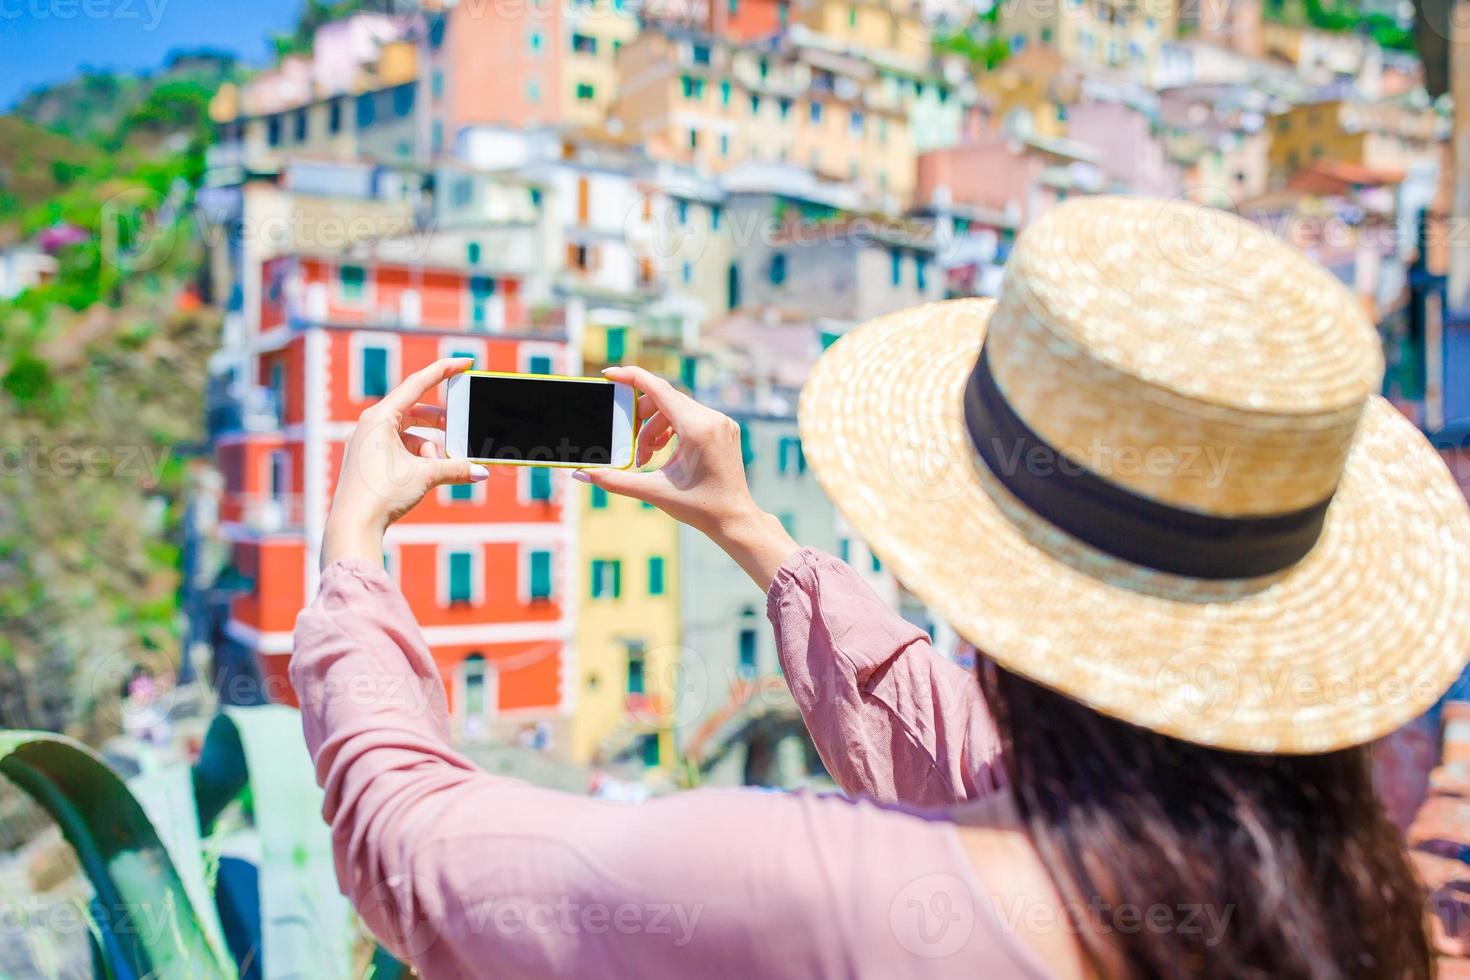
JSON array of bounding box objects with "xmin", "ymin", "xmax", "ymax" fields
[{"xmin": 215, "ymin": 251, "xmax": 577, "ymax": 743}]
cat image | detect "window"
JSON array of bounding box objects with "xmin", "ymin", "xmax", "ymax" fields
[
  {"xmin": 294, "ymin": 109, "xmax": 307, "ymax": 141},
  {"xmin": 1041, "ymin": 25, "xmax": 1054, "ymax": 43},
  {"xmin": 769, "ymin": 252, "xmax": 787, "ymax": 285},
  {"xmin": 759, "ymin": 58, "xmax": 770, "ymax": 79},
  {"xmin": 528, "ymin": 549, "xmax": 553, "ymax": 600},
  {"xmin": 648, "ymin": 556, "xmax": 666, "ymax": 595},
  {"xmin": 915, "ymin": 255, "xmax": 928, "ymax": 291},
  {"xmin": 838, "ymin": 538, "xmax": 851, "ymax": 563},
  {"xmin": 728, "ymin": 0, "xmax": 738, "ymax": 13},
  {"xmin": 749, "ymin": 94, "xmax": 762, "ymax": 116},
  {"xmin": 1011, "ymin": 33, "xmax": 1026, "ymax": 52},
  {"xmin": 591, "ymin": 485, "xmax": 609, "ymax": 509},
  {"xmin": 356, "ymin": 92, "xmax": 376, "ymax": 128},
  {"xmin": 450, "ymin": 481, "xmax": 474, "ymax": 501},
  {"xmin": 737, "ymin": 628, "xmax": 758, "ymax": 678},
  {"xmin": 847, "ymin": 4, "xmax": 857, "ymax": 27},
  {"xmin": 328, "ymin": 98, "xmax": 342, "ymax": 134},
  {"xmin": 627, "ymin": 650, "xmax": 646, "ymax": 694},
  {"xmin": 850, "ymin": 110, "xmax": 863, "ymax": 136},
  {"xmin": 361, "ymin": 346, "xmax": 390, "ymax": 399},
  {"xmin": 269, "ymin": 450, "xmax": 289, "ymax": 500},
  {"xmin": 393, "ymin": 85, "xmax": 414, "ymax": 117},
  {"xmin": 720, "ymin": 80, "xmax": 732, "ymax": 106},
  {"xmin": 572, "ymin": 32, "xmax": 597, "ymax": 54},
  {"xmin": 469, "ymin": 275, "xmax": 494, "ymax": 329},
  {"xmin": 467, "ymin": 241, "xmax": 482, "ymax": 265},
  {"xmin": 711, "ymin": 207, "xmax": 721, "ymax": 231},
  {"xmin": 432, "ymin": 70, "xmax": 444, "ymax": 99},
  {"xmin": 529, "ymin": 467, "xmax": 552, "ymax": 502},
  {"xmin": 576, "ymin": 82, "xmax": 596, "ymax": 101},
  {"xmin": 267, "ymin": 116, "xmax": 282, "ymax": 146},
  {"xmin": 339, "ymin": 264, "xmax": 366, "ymax": 302},
  {"xmin": 889, "ymin": 250, "xmax": 902, "ymax": 287},
  {"xmin": 737, "ymin": 419, "xmax": 753, "ymax": 463},
  {"xmin": 591, "ymin": 559, "xmax": 622, "ymax": 599},
  {"xmin": 680, "ymin": 355, "xmax": 698, "ymax": 390},
  {"xmin": 692, "ymin": 43, "xmax": 711, "ymax": 65},
  {"xmin": 778, "ymin": 512, "xmax": 795, "ymax": 536},
  {"xmin": 810, "ymin": 101, "xmax": 823, "ymax": 123},
  {"xmin": 720, "ymin": 133, "xmax": 730, "ymax": 157},
  {"xmin": 682, "ymin": 261, "xmax": 693, "ymax": 284},
  {"xmin": 606, "ymin": 326, "xmax": 627, "ymax": 363},
  {"xmin": 871, "ymin": 551, "xmax": 883, "ymax": 573},
  {"xmin": 778, "ymin": 436, "xmax": 805, "ymax": 474},
  {"xmin": 461, "ymin": 653, "xmax": 491, "ymax": 725},
  {"xmin": 529, "ymin": 28, "xmax": 544, "ymax": 51},
  {"xmin": 677, "ymin": 200, "xmax": 690, "ymax": 225},
  {"xmin": 432, "ymin": 120, "xmax": 444, "ymax": 153},
  {"xmin": 448, "ymin": 550, "xmax": 475, "ymax": 604},
  {"xmin": 778, "ymin": 97, "xmax": 792, "ymax": 120},
  {"xmin": 688, "ymin": 128, "xmax": 699, "ymax": 150},
  {"xmin": 528, "ymin": 354, "xmax": 553, "ymax": 375},
  {"xmin": 639, "ymin": 733, "xmax": 660, "ymax": 767}
]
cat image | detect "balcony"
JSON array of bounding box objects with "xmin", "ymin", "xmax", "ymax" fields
[
  {"xmin": 225, "ymin": 493, "xmax": 306, "ymax": 534},
  {"xmin": 207, "ymin": 381, "xmax": 282, "ymax": 440}
]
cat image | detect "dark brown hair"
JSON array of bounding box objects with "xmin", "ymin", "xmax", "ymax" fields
[{"xmin": 977, "ymin": 660, "xmax": 1431, "ymax": 980}]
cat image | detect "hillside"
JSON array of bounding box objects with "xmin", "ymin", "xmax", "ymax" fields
[
  {"xmin": 12, "ymin": 50, "xmax": 238, "ymax": 148},
  {"xmin": 0, "ymin": 118, "xmax": 103, "ymax": 229}
]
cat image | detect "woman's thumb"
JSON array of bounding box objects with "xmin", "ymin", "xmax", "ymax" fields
[
  {"xmin": 432, "ymin": 458, "xmax": 490, "ymax": 486},
  {"xmin": 576, "ymin": 466, "xmax": 655, "ymax": 503}
]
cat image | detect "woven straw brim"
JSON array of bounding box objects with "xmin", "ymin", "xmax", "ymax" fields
[{"xmin": 799, "ymin": 299, "xmax": 1470, "ymax": 754}]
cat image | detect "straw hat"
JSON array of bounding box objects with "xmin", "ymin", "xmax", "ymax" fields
[{"xmin": 799, "ymin": 196, "xmax": 1470, "ymax": 754}]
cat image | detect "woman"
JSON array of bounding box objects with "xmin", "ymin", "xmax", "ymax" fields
[{"xmin": 293, "ymin": 197, "xmax": 1470, "ymax": 978}]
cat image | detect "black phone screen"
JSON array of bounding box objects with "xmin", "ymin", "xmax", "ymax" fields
[{"xmin": 465, "ymin": 375, "xmax": 616, "ymax": 465}]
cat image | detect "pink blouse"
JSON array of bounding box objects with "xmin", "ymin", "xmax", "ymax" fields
[{"xmin": 291, "ymin": 548, "xmax": 1044, "ymax": 978}]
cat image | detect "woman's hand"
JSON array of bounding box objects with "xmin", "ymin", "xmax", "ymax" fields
[
  {"xmin": 321, "ymin": 358, "xmax": 487, "ymax": 569},
  {"xmin": 576, "ymin": 366, "xmax": 798, "ymax": 590}
]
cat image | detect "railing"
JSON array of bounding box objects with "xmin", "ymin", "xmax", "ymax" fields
[{"xmin": 223, "ymin": 493, "xmax": 306, "ymax": 534}]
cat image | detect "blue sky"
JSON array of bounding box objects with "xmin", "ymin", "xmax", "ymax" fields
[{"xmin": 0, "ymin": 0, "xmax": 304, "ymax": 109}]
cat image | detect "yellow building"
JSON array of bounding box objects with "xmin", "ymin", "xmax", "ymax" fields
[
  {"xmin": 570, "ymin": 477, "xmax": 683, "ymax": 773},
  {"xmin": 975, "ymin": 47, "xmax": 1075, "ymax": 141},
  {"xmin": 792, "ymin": 0, "xmax": 932, "ymax": 62},
  {"xmin": 564, "ymin": 0, "xmax": 640, "ymax": 129},
  {"xmin": 1268, "ymin": 97, "xmax": 1445, "ymax": 177},
  {"xmin": 999, "ymin": 0, "xmax": 1178, "ymax": 84},
  {"xmin": 613, "ymin": 28, "xmax": 917, "ymax": 202}
]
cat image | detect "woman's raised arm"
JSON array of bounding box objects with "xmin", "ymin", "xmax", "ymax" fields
[{"xmin": 583, "ymin": 367, "xmax": 1001, "ymax": 806}]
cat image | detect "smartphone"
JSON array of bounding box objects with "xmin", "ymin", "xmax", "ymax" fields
[{"xmin": 445, "ymin": 370, "xmax": 638, "ymax": 469}]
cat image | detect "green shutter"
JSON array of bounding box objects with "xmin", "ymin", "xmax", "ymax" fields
[
  {"xmin": 591, "ymin": 485, "xmax": 609, "ymax": 509},
  {"xmin": 449, "ymin": 551, "xmax": 473, "ymax": 603},
  {"xmin": 340, "ymin": 264, "xmax": 365, "ymax": 300},
  {"xmin": 648, "ymin": 556, "xmax": 665, "ymax": 595},
  {"xmin": 605, "ymin": 326, "xmax": 627, "ymax": 363},
  {"xmin": 530, "ymin": 467, "xmax": 552, "ymax": 501},
  {"xmin": 361, "ymin": 346, "xmax": 389, "ymax": 398},
  {"xmin": 611, "ymin": 559, "xmax": 622, "ymax": 598},
  {"xmin": 529, "ymin": 550, "xmax": 552, "ymax": 599},
  {"xmin": 529, "ymin": 354, "xmax": 553, "ymax": 375},
  {"xmin": 449, "ymin": 481, "xmax": 474, "ymax": 500}
]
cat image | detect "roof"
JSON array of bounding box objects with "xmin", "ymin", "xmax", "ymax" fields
[{"xmin": 1286, "ymin": 160, "xmax": 1406, "ymax": 194}]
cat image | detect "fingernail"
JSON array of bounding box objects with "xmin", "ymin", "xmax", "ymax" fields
[
  {"xmin": 600, "ymin": 367, "xmax": 614, "ymax": 375},
  {"xmin": 571, "ymin": 470, "xmax": 592, "ymax": 483},
  {"xmin": 469, "ymin": 464, "xmax": 490, "ymax": 482}
]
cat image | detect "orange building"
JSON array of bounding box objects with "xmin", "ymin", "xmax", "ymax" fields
[
  {"xmin": 215, "ymin": 252, "xmax": 576, "ymax": 743},
  {"xmin": 710, "ymin": 0, "xmax": 791, "ymax": 40}
]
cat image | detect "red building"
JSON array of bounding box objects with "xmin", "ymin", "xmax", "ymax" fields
[{"xmin": 213, "ymin": 251, "xmax": 575, "ymax": 740}]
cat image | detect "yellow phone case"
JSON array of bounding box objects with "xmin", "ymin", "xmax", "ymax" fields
[{"xmin": 457, "ymin": 369, "xmax": 641, "ymax": 471}]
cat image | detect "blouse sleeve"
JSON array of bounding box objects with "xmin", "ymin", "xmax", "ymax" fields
[
  {"xmin": 766, "ymin": 549, "xmax": 1004, "ymax": 807},
  {"xmin": 292, "ymin": 560, "xmax": 1029, "ymax": 978}
]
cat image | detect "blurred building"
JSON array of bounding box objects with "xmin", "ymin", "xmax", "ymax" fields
[{"xmin": 208, "ymin": 248, "xmax": 578, "ymax": 746}]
